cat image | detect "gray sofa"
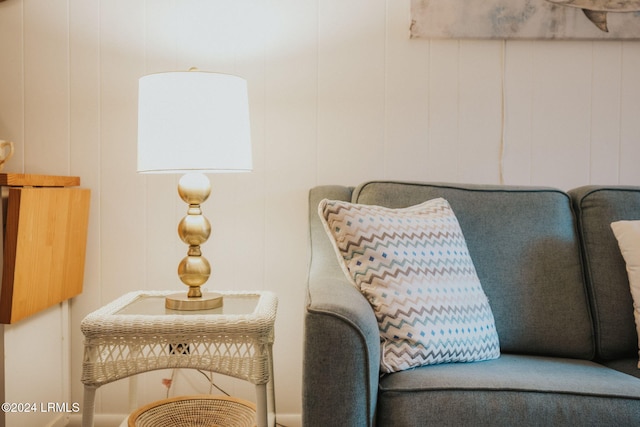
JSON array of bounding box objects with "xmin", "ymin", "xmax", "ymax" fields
[{"xmin": 303, "ymin": 181, "xmax": 640, "ymax": 426}]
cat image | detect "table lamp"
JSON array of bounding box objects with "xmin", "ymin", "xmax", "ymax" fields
[{"xmin": 137, "ymin": 70, "xmax": 252, "ymax": 310}]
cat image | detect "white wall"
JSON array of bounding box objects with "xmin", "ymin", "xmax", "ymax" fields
[{"xmin": 0, "ymin": 0, "xmax": 639, "ymax": 424}]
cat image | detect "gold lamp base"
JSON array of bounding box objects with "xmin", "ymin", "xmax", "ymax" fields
[
  {"xmin": 167, "ymin": 172, "xmax": 222, "ymax": 311},
  {"xmin": 165, "ymin": 292, "xmax": 223, "ymax": 311}
]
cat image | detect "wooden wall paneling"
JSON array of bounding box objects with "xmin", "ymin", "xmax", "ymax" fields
[
  {"xmin": 264, "ymin": 0, "xmax": 318, "ymax": 189},
  {"xmin": 145, "ymin": 0, "xmax": 178, "ymax": 72},
  {"xmin": 98, "ymin": 1, "xmax": 146, "ymax": 414},
  {"xmin": 4, "ymin": 308, "xmax": 65, "ymax": 427},
  {"xmin": 530, "ymin": 41, "xmax": 592, "ymax": 189},
  {"xmin": 458, "ymin": 40, "xmax": 503, "ymax": 184},
  {"xmin": 0, "ymin": 0, "xmax": 24, "ymax": 173},
  {"xmin": 99, "ymin": 0, "xmax": 146, "ymax": 300},
  {"xmin": 219, "ymin": 0, "xmax": 264, "ymax": 405},
  {"xmin": 589, "ymin": 42, "xmax": 622, "ymax": 185},
  {"xmin": 69, "ymin": 0, "xmax": 101, "ymax": 300},
  {"xmin": 317, "ymin": 0, "xmax": 386, "ymax": 185},
  {"xmin": 140, "ymin": 161, "xmax": 180, "ymax": 292},
  {"xmin": 23, "ymin": 0, "xmax": 69, "ymax": 175},
  {"xmin": 4, "ymin": 3, "xmax": 70, "ymax": 426},
  {"xmin": 502, "ymin": 41, "xmax": 534, "ymax": 185},
  {"xmin": 69, "ymin": 0, "xmax": 102, "ymax": 408},
  {"xmin": 263, "ymin": 0, "xmax": 318, "ymax": 415},
  {"xmin": 384, "ymin": 0, "xmax": 430, "ymax": 181},
  {"xmin": 427, "ymin": 40, "xmax": 460, "ymax": 182},
  {"xmin": 225, "ymin": 0, "xmax": 266, "ymax": 294},
  {"xmin": 143, "ymin": 1, "xmax": 183, "ymax": 293},
  {"xmin": 174, "ymin": 0, "xmax": 238, "ymax": 72},
  {"xmin": 619, "ymin": 42, "xmax": 640, "ymax": 185},
  {"xmin": 136, "ymin": 3, "xmax": 184, "ymax": 406}
]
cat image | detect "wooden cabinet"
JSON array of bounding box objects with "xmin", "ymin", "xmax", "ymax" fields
[{"xmin": 0, "ymin": 174, "xmax": 90, "ymax": 324}]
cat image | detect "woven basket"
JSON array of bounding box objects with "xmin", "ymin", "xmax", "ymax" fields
[{"xmin": 128, "ymin": 395, "xmax": 256, "ymax": 427}]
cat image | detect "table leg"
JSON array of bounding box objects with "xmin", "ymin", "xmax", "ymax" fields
[
  {"xmin": 256, "ymin": 383, "xmax": 268, "ymax": 427},
  {"xmin": 266, "ymin": 378, "xmax": 277, "ymax": 427},
  {"xmin": 267, "ymin": 344, "xmax": 276, "ymax": 425},
  {"xmin": 81, "ymin": 385, "xmax": 96, "ymax": 427},
  {"xmin": 129, "ymin": 375, "xmax": 138, "ymax": 413}
]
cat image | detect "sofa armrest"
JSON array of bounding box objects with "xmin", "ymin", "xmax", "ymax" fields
[
  {"xmin": 303, "ymin": 185, "xmax": 380, "ymax": 426},
  {"xmin": 304, "ymin": 274, "xmax": 380, "ymax": 427}
]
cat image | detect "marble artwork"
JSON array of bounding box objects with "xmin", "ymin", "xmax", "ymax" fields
[{"xmin": 410, "ymin": 0, "xmax": 640, "ymax": 39}]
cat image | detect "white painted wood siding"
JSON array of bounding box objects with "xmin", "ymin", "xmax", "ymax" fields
[{"xmin": 0, "ymin": 0, "xmax": 638, "ymax": 423}]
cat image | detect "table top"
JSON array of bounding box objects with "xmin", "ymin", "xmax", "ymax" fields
[
  {"xmin": 81, "ymin": 290, "xmax": 278, "ymax": 338},
  {"xmin": 116, "ymin": 292, "xmax": 260, "ymax": 316}
]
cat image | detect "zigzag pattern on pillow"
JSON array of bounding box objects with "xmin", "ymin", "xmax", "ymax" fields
[{"xmin": 319, "ymin": 197, "xmax": 500, "ymax": 373}]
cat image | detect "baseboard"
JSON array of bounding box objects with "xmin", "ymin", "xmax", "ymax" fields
[
  {"xmin": 275, "ymin": 413, "xmax": 302, "ymax": 427},
  {"xmin": 65, "ymin": 413, "xmax": 301, "ymax": 427},
  {"xmin": 45, "ymin": 414, "xmax": 70, "ymax": 427},
  {"xmin": 65, "ymin": 413, "xmax": 127, "ymax": 427}
]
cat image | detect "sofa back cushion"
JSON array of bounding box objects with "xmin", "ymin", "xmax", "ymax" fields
[
  {"xmin": 353, "ymin": 181, "xmax": 594, "ymax": 359},
  {"xmin": 569, "ymin": 186, "xmax": 640, "ymax": 360}
]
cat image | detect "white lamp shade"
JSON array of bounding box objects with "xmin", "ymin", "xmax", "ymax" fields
[{"xmin": 137, "ymin": 71, "xmax": 252, "ymax": 173}]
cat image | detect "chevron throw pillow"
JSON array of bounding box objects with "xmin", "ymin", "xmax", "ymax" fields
[{"xmin": 318, "ymin": 197, "xmax": 500, "ymax": 373}]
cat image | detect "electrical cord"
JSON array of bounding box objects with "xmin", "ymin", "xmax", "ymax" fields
[
  {"xmin": 162, "ymin": 369, "xmax": 289, "ymax": 426},
  {"xmin": 196, "ymin": 369, "xmax": 231, "ymax": 396}
]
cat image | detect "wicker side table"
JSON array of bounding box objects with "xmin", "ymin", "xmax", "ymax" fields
[{"xmin": 80, "ymin": 290, "xmax": 277, "ymax": 427}]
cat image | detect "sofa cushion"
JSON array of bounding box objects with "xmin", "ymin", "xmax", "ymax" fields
[
  {"xmin": 611, "ymin": 220, "xmax": 640, "ymax": 367},
  {"xmin": 318, "ymin": 197, "xmax": 500, "ymax": 373},
  {"xmin": 601, "ymin": 358, "xmax": 640, "ymax": 379},
  {"xmin": 377, "ymin": 354, "xmax": 640, "ymax": 426},
  {"xmin": 569, "ymin": 186, "xmax": 640, "ymax": 360},
  {"xmin": 353, "ymin": 181, "xmax": 594, "ymax": 359}
]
